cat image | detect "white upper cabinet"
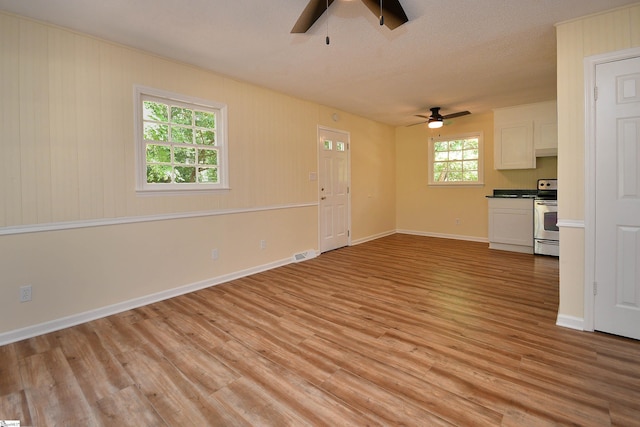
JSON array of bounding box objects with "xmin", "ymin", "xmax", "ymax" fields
[
  {"xmin": 495, "ymin": 120, "xmax": 535, "ymax": 169},
  {"xmin": 533, "ymin": 113, "xmax": 558, "ymax": 157},
  {"xmin": 493, "ymin": 100, "xmax": 557, "ymax": 170}
]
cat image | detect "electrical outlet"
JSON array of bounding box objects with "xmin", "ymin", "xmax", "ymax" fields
[
  {"xmin": 211, "ymin": 249, "xmax": 219, "ymax": 260},
  {"xmin": 260, "ymin": 239, "xmax": 266, "ymax": 250},
  {"xmin": 20, "ymin": 285, "xmax": 32, "ymax": 302},
  {"xmin": 455, "ymin": 218, "xmax": 461, "ymax": 225}
]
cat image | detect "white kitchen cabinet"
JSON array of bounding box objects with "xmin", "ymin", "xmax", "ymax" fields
[
  {"xmin": 488, "ymin": 198, "xmax": 534, "ymax": 254},
  {"xmin": 494, "ymin": 121, "xmax": 535, "ymax": 169},
  {"xmin": 493, "ymin": 100, "xmax": 557, "ymax": 170},
  {"xmin": 534, "ymin": 117, "xmax": 558, "ymax": 157}
]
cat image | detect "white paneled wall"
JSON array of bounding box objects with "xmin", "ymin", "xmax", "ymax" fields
[
  {"xmin": 1, "ymin": 14, "xmax": 21, "ymax": 226},
  {"xmin": 556, "ymin": 3, "xmax": 640, "ymax": 320},
  {"xmin": 0, "ymin": 12, "xmax": 319, "ymax": 228}
]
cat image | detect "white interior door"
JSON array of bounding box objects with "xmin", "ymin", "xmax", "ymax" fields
[
  {"xmin": 594, "ymin": 55, "xmax": 640, "ymax": 340},
  {"xmin": 318, "ymin": 127, "xmax": 350, "ymax": 253}
]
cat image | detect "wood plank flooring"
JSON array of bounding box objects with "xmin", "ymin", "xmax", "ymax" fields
[{"xmin": 2, "ymin": 234, "xmax": 640, "ymax": 426}]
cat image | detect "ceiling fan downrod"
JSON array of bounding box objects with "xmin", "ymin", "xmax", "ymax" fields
[
  {"xmin": 379, "ymin": 0, "xmax": 384, "ymax": 25},
  {"xmin": 326, "ymin": 0, "xmax": 330, "ymax": 44}
]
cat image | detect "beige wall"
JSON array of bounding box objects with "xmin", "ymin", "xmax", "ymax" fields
[
  {"xmin": 0, "ymin": 208, "xmax": 317, "ymax": 333},
  {"xmin": 314, "ymin": 107, "xmax": 397, "ymax": 242},
  {"xmin": 395, "ymin": 112, "xmax": 557, "ymax": 240},
  {"xmin": 556, "ymin": 3, "xmax": 640, "ymax": 320},
  {"xmin": 0, "ymin": 14, "xmax": 320, "ymax": 224},
  {"xmin": 0, "ymin": 12, "xmax": 396, "ymax": 337}
]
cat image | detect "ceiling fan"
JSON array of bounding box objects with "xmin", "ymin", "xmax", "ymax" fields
[
  {"xmin": 410, "ymin": 107, "xmax": 471, "ymax": 129},
  {"xmin": 291, "ymin": 0, "xmax": 409, "ymax": 33}
]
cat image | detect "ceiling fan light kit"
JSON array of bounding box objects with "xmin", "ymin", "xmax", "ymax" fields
[{"xmin": 428, "ymin": 119, "xmax": 444, "ymax": 129}]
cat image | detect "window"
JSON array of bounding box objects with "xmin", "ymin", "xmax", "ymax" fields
[
  {"xmin": 428, "ymin": 132, "xmax": 484, "ymax": 186},
  {"xmin": 323, "ymin": 139, "xmax": 346, "ymax": 152},
  {"xmin": 135, "ymin": 86, "xmax": 228, "ymax": 193}
]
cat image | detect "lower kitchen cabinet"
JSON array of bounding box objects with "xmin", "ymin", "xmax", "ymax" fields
[{"xmin": 488, "ymin": 198, "xmax": 534, "ymax": 254}]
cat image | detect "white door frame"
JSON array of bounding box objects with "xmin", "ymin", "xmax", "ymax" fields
[
  {"xmin": 317, "ymin": 125, "xmax": 351, "ymax": 252},
  {"xmin": 583, "ymin": 46, "xmax": 640, "ymax": 332}
]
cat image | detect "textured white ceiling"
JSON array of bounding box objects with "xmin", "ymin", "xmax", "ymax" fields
[{"xmin": 1, "ymin": 0, "xmax": 637, "ymax": 126}]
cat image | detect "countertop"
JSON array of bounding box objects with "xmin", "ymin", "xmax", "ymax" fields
[{"xmin": 486, "ymin": 189, "xmax": 537, "ymax": 199}]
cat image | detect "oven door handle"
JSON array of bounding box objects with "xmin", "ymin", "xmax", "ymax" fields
[{"xmin": 535, "ymin": 200, "xmax": 557, "ymax": 206}]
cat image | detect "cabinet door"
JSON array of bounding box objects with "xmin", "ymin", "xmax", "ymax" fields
[
  {"xmin": 534, "ymin": 120, "xmax": 558, "ymax": 156},
  {"xmin": 494, "ymin": 121, "xmax": 535, "ymax": 169},
  {"xmin": 489, "ymin": 208, "xmax": 533, "ymax": 246},
  {"xmin": 488, "ymin": 198, "xmax": 534, "ymax": 253}
]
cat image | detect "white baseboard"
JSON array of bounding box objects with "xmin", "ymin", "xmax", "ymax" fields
[
  {"xmin": 351, "ymin": 230, "xmax": 396, "ymax": 246},
  {"xmin": 396, "ymin": 229, "xmax": 489, "ymax": 243},
  {"xmin": 488, "ymin": 242, "xmax": 534, "ymax": 254},
  {"xmin": 556, "ymin": 314, "xmax": 585, "ymax": 331},
  {"xmin": 0, "ymin": 256, "xmax": 293, "ymax": 346}
]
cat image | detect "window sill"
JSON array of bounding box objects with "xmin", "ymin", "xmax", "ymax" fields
[
  {"xmin": 427, "ymin": 182, "xmax": 485, "ymax": 187},
  {"xmin": 136, "ymin": 187, "xmax": 231, "ymax": 197}
]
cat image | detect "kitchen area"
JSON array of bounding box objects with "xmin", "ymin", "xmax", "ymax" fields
[
  {"xmin": 487, "ymin": 179, "xmax": 558, "ymax": 256},
  {"xmin": 487, "ymin": 100, "xmax": 559, "ymax": 257},
  {"xmin": 395, "ymin": 98, "xmax": 558, "ymax": 247}
]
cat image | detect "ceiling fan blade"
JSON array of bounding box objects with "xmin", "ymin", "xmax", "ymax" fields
[
  {"xmin": 360, "ymin": 0, "xmax": 409, "ymax": 30},
  {"xmin": 291, "ymin": 0, "xmax": 336, "ymax": 33},
  {"xmin": 407, "ymin": 120, "xmax": 428, "ymax": 127},
  {"xmin": 410, "ymin": 108, "xmax": 472, "ymax": 127},
  {"xmin": 442, "ymin": 111, "xmax": 471, "ymax": 120}
]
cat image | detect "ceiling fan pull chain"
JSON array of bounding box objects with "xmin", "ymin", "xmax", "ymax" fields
[
  {"xmin": 379, "ymin": 0, "xmax": 384, "ymax": 26},
  {"xmin": 325, "ymin": 0, "xmax": 330, "ymax": 44}
]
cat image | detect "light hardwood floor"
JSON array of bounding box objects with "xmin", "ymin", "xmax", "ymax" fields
[{"xmin": 1, "ymin": 234, "xmax": 639, "ymax": 426}]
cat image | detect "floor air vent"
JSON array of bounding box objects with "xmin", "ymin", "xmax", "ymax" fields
[{"xmin": 293, "ymin": 250, "xmax": 317, "ymax": 263}]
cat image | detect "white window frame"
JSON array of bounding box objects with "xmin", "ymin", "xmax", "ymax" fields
[
  {"xmin": 428, "ymin": 131, "xmax": 484, "ymax": 186},
  {"xmin": 134, "ymin": 85, "xmax": 229, "ymax": 194}
]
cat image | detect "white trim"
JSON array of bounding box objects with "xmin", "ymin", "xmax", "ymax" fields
[
  {"xmin": 351, "ymin": 230, "xmax": 396, "ymax": 246},
  {"xmin": 556, "ymin": 219, "xmax": 585, "ymax": 228},
  {"xmin": 555, "ymin": 3, "xmax": 639, "ymax": 26},
  {"xmin": 0, "ymin": 202, "xmax": 317, "ymax": 236},
  {"xmin": 488, "ymin": 242, "xmax": 533, "ymax": 254},
  {"xmin": 556, "ymin": 314, "xmax": 585, "ymax": 331},
  {"xmin": 427, "ymin": 183, "xmax": 486, "ymax": 188},
  {"xmin": 396, "ymin": 229, "xmax": 489, "ymax": 243},
  {"xmin": 0, "ymin": 255, "xmax": 294, "ymax": 346},
  {"xmin": 583, "ymin": 46, "xmax": 640, "ymax": 333}
]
